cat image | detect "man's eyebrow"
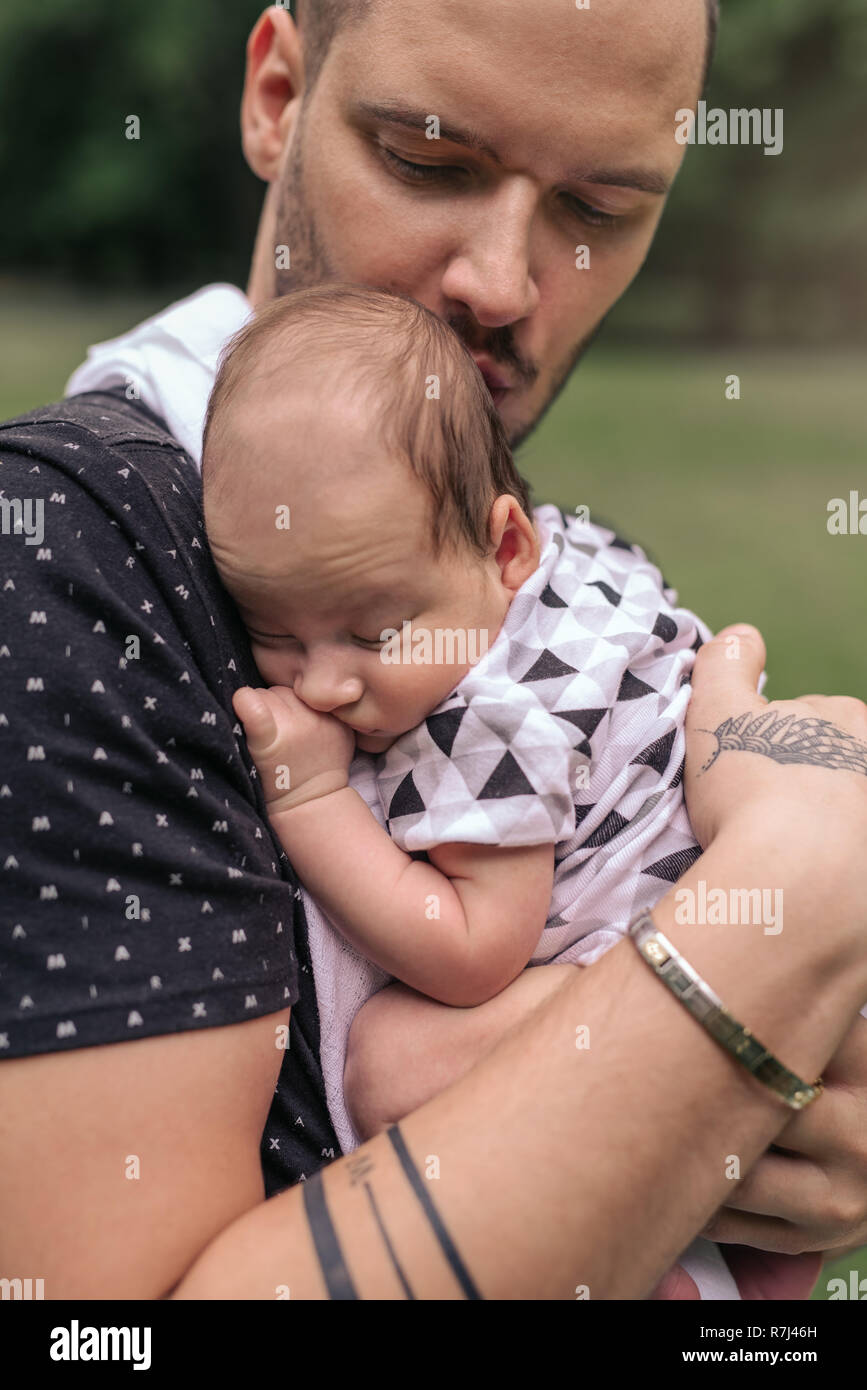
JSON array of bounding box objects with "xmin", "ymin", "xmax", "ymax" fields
[
  {"xmin": 355, "ymin": 99, "xmax": 503, "ymax": 163},
  {"xmin": 356, "ymin": 100, "xmax": 669, "ymax": 196},
  {"xmin": 565, "ymin": 166, "xmax": 670, "ymax": 197}
]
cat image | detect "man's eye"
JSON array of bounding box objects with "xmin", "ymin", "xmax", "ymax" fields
[
  {"xmin": 378, "ymin": 144, "xmax": 464, "ymax": 185},
  {"xmin": 560, "ymin": 193, "xmax": 620, "ymax": 229}
]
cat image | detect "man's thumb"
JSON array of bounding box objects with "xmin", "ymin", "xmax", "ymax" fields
[{"xmin": 688, "ymin": 625, "xmax": 768, "ymax": 731}]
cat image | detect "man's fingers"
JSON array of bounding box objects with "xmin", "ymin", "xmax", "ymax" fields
[
  {"xmin": 702, "ymin": 1208, "xmax": 814, "ymax": 1254},
  {"xmin": 687, "ymin": 624, "xmax": 768, "ymax": 736},
  {"xmin": 647, "ymin": 1264, "xmax": 701, "ymax": 1300},
  {"xmin": 717, "ymin": 1151, "xmax": 827, "ymax": 1222},
  {"xmin": 770, "ymin": 1084, "xmax": 859, "ymax": 1163}
]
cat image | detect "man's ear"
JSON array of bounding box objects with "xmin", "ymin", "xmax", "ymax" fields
[
  {"xmin": 241, "ymin": 7, "xmax": 306, "ymax": 183},
  {"xmin": 488, "ymin": 495, "xmax": 540, "ymax": 595}
]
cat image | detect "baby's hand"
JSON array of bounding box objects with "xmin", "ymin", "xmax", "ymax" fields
[{"xmin": 233, "ymin": 685, "xmax": 356, "ymax": 813}]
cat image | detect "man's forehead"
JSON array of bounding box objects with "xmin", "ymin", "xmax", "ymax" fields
[{"xmin": 333, "ymin": 0, "xmax": 706, "ymax": 161}]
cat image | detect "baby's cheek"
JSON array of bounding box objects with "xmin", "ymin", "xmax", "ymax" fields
[
  {"xmin": 250, "ymin": 645, "xmax": 296, "ymax": 689},
  {"xmin": 395, "ymin": 662, "xmax": 463, "ymax": 723},
  {"xmin": 371, "ymin": 663, "xmax": 423, "ymax": 726}
]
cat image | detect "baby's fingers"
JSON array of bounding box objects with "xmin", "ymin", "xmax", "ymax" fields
[{"xmin": 232, "ymin": 686, "xmax": 280, "ymax": 756}]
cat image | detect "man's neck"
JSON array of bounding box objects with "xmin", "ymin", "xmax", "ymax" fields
[{"xmin": 246, "ymin": 187, "xmax": 280, "ymax": 309}]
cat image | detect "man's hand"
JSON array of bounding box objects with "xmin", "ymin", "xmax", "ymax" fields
[
  {"xmin": 685, "ymin": 625, "xmax": 867, "ymax": 855},
  {"xmin": 704, "ymin": 1015, "xmax": 867, "ymax": 1255},
  {"xmin": 680, "ymin": 624, "xmax": 867, "ymax": 1275},
  {"xmin": 233, "ymin": 684, "xmax": 356, "ymax": 812}
]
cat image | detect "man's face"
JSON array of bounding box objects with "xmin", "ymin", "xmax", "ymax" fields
[{"xmin": 265, "ymin": 0, "xmax": 705, "ymax": 446}]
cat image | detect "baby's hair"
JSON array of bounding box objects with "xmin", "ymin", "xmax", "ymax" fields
[{"xmin": 202, "ymin": 284, "xmax": 533, "ymax": 559}]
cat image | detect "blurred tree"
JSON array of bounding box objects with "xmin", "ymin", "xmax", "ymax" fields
[
  {"xmin": 0, "ymin": 0, "xmax": 864, "ymax": 343},
  {"xmin": 0, "ymin": 0, "xmax": 264, "ymax": 289},
  {"xmin": 622, "ymin": 0, "xmax": 867, "ymax": 344}
]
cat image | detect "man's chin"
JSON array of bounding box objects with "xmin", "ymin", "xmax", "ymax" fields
[
  {"xmin": 505, "ymin": 319, "xmax": 608, "ymax": 450},
  {"xmin": 503, "ymin": 384, "xmax": 565, "ymax": 452}
]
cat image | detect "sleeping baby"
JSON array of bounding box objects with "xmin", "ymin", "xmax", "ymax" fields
[{"xmin": 202, "ymin": 283, "xmax": 801, "ymax": 1302}]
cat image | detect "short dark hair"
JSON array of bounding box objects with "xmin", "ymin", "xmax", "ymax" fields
[
  {"xmin": 297, "ymin": 0, "xmax": 721, "ymax": 94},
  {"xmin": 203, "ymin": 285, "xmax": 533, "ymax": 559},
  {"xmin": 295, "ymin": 0, "xmax": 370, "ymax": 89}
]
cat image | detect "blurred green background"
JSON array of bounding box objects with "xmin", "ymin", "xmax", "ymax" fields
[
  {"xmin": 1, "ymin": 0, "xmax": 864, "ymax": 694},
  {"xmin": 0, "ymin": 0, "xmax": 865, "ymax": 1300}
]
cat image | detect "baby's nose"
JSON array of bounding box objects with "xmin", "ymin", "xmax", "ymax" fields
[{"xmin": 293, "ymin": 664, "xmax": 364, "ymax": 714}]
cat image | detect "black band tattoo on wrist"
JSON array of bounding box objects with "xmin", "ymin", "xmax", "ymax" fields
[
  {"xmin": 347, "ymin": 1150, "xmax": 416, "ymax": 1297},
  {"xmin": 364, "ymin": 1182, "xmax": 416, "ymax": 1299},
  {"xmin": 387, "ymin": 1124, "xmax": 482, "ymax": 1300},
  {"xmin": 347, "ymin": 1153, "xmax": 375, "ymax": 1187},
  {"xmin": 303, "ymin": 1171, "xmax": 359, "ymax": 1300},
  {"xmin": 698, "ymin": 712, "xmax": 867, "ymax": 777}
]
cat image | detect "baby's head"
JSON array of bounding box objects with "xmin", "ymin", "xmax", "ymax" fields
[{"xmin": 203, "ymin": 285, "xmax": 539, "ymax": 753}]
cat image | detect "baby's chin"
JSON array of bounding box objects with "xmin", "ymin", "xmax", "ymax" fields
[{"xmin": 354, "ymin": 731, "xmax": 400, "ymax": 755}]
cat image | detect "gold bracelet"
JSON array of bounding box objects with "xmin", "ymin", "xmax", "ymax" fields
[{"xmin": 628, "ymin": 912, "xmax": 824, "ymax": 1111}]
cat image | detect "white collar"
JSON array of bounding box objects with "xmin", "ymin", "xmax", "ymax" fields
[{"xmin": 64, "ymin": 283, "xmax": 253, "ymax": 470}]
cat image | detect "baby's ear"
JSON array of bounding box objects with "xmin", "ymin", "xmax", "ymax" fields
[{"xmin": 489, "ymin": 495, "xmax": 540, "ymax": 594}]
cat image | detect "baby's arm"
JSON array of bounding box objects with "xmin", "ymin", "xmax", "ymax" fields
[
  {"xmin": 290, "ymin": 813, "xmax": 552, "ymax": 1005},
  {"xmin": 234, "ymin": 684, "xmax": 553, "ymax": 1007}
]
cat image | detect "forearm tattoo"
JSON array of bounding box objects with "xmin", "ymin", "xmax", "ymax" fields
[
  {"xmin": 363, "ymin": 1180, "xmax": 416, "ymax": 1300},
  {"xmin": 699, "ymin": 712, "xmax": 867, "ymax": 776},
  {"xmin": 303, "ymin": 1127, "xmax": 482, "ymax": 1300},
  {"xmin": 386, "ymin": 1125, "xmax": 482, "ymax": 1300},
  {"xmin": 302, "ymin": 1170, "xmax": 359, "ymax": 1300}
]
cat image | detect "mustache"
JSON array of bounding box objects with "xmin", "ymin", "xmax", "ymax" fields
[{"xmin": 446, "ymin": 314, "xmax": 539, "ymax": 389}]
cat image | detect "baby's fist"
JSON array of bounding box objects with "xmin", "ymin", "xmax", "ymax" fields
[{"xmin": 233, "ymin": 685, "xmax": 356, "ymax": 813}]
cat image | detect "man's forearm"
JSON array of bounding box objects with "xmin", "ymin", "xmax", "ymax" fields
[{"xmin": 173, "ymin": 808, "xmax": 867, "ymax": 1299}]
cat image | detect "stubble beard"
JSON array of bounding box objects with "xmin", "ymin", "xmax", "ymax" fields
[
  {"xmin": 271, "ymin": 120, "xmax": 604, "ymax": 448},
  {"xmin": 507, "ymin": 319, "xmax": 605, "ymax": 450},
  {"xmin": 273, "ymin": 121, "xmax": 337, "ymax": 298}
]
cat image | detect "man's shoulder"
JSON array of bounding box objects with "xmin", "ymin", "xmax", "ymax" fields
[
  {"xmin": 0, "ymin": 390, "xmax": 342, "ymax": 1177},
  {"xmin": 0, "ymin": 389, "xmax": 228, "ymax": 651},
  {"xmin": 0, "ymin": 389, "xmax": 199, "ymax": 506},
  {"xmin": 2, "ymin": 388, "xmax": 189, "ymax": 453},
  {"xmin": 0, "ymin": 389, "xmax": 207, "ymax": 548},
  {"xmin": 0, "ymin": 388, "xmax": 292, "ymax": 1048}
]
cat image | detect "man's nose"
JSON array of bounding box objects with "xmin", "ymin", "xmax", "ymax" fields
[
  {"xmin": 293, "ymin": 651, "xmax": 363, "ymax": 713},
  {"xmin": 440, "ymin": 179, "xmax": 541, "ymax": 329}
]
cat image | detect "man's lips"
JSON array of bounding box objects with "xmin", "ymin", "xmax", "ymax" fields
[{"xmin": 471, "ymin": 354, "xmax": 516, "ymax": 401}]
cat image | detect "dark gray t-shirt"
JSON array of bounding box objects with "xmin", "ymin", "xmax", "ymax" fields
[{"xmin": 0, "ymin": 389, "xmax": 340, "ymax": 1190}]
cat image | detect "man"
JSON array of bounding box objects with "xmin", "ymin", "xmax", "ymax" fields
[{"xmin": 2, "ymin": 0, "xmax": 867, "ymax": 1300}]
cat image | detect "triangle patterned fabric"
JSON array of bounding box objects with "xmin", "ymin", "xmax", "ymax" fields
[{"xmin": 372, "ymin": 504, "xmax": 714, "ymax": 965}]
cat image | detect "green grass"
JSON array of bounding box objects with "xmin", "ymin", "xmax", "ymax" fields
[
  {"xmin": 517, "ymin": 346, "xmax": 867, "ymax": 699},
  {"xmin": 2, "ymin": 283, "xmax": 865, "ymax": 1298},
  {"xmin": 0, "ymin": 279, "xmax": 166, "ymax": 424},
  {"xmin": 813, "ymin": 1245, "xmax": 867, "ymax": 1301}
]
